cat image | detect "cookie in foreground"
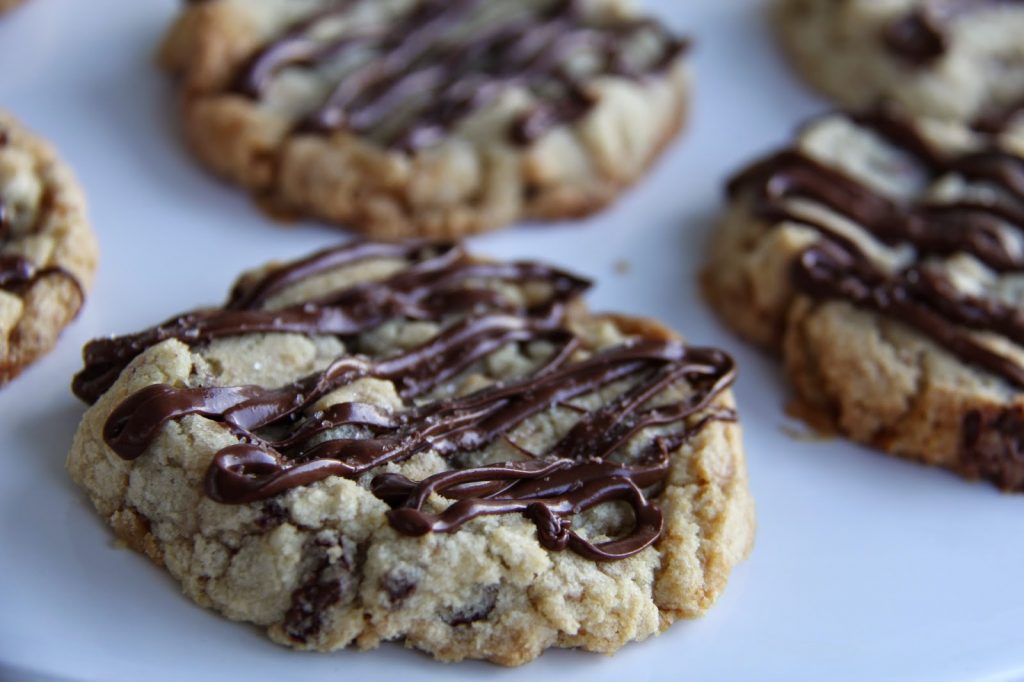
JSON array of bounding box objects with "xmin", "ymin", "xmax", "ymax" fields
[
  {"xmin": 704, "ymin": 105, "xmax": 1024, "ymax": 489},
  {"xmin": 67, "ymin": 240, "xmax": 754, "ymax": 664},
  {"xmin": 0, "ymin": 111, "xmax": 97, "ymax": 385},
  {"xmin": 158, "ymin": 0, "xmax": 690, "ymax": 239},
  {"xmin": 773, "ymin": 0, "xmax": 1024, "ymax": 129}
]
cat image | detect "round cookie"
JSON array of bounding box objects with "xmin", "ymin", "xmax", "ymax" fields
[
  {"xmin": 0, "ymin": 111, "xmax": 97, "ymax": 385},
  {"xmin": 774, "ymin": 0, "xmax": 1024, "ymax": 128},
  {"xmin": 704, "ymin": 106, "xmax": 1024, "ymax": 490},
  {"xmin": 158, "ymin": 0, "xmax": 691, "ymax": 239},
  {"xmin": 68, "ymin": 241, "xmax": 754, "ymax": 665},
  {"xmin": 0, "ymin": 0, "xmax": 25, "ymax": 13}
]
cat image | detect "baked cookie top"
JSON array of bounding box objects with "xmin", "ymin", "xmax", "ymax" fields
[
  {"xmin": 774, "ymin": 0, "xmax": 1024, "ymax": 128},
  {"xmin": 159, "ymin": 0, "xmax": 691, "ymax": 238},
  {"xmin": 68, "ymin": 240, "xmax": 753, "ymax": 664},
  {"xmin": 705, "ymin": 105, "xmax": 1024, "ymax": 489},
  {"xmin": 0, "ymin": 111, "xmax": 97, "ymax": 384}
]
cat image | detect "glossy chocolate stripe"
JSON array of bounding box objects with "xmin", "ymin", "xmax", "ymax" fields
[
  {"xmin": 201, "ymin": 339, "xmax": 732, "ymax": 559},
  {"xmin": 377, "ymin": 458, "xmax": 667, "ymax": 562},
  {"xmin": 103, "ymin": 313, "xmax": 573, "ymax": 459},
  {"xmin": 72, "ymin": 240, "xmax": 590, "ymax": 404},
  {"xmin": 226, "ymin": 240, "xmax": 455, "ymax": 309},
  {"xmin": 233, "ymin": 2, "xmax": 364, "ymax": 98},
  {"xmin": 0, "ymin": 253, "xmax": 84, "ymax": 301},
  {"xmin": 235, "ymin": 0, "xmax": 687, "ymax": 150},
  {"xmin": 103, "ymin": 329, "xmax": 732, "ymax": 561},
  {"xmin": 792, "ymin": 242, "xmax": 1024, "ymax": 387},
  {"xmin": 88, "ymin": 239, "xmax": 735, "ymax": 562},
  {"xmin": 728, "ymin": 149, "xmax": 1024, "ymax": 272},
  {"xmin": 728, "ymin": 108, "xmax": 1024, "ymax": 385}
]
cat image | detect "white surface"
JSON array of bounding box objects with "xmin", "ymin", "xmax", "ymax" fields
[{"xmin": 0, "ymin": 1, "xmax": 1022, "ymax": 681}]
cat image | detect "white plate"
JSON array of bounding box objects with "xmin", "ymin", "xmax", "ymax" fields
[{"xmin": 1, "ymin": 1, "xmax": 1022, "ymax": 680}]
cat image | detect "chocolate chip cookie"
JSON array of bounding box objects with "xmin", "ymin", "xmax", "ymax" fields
[
  {"xmin": 159, "ymin": 0, "xmax": 691, "ymax": 238},
  {"xmin": 68, "ymin": 240, "xmax": 754, "ymax": 664},
  {"xmin": 705, "ymin": 105, "xmax": 1024, "ymax": 489},
  {"xmin": 775, "ymin": 0, "xmax": 1024, "ymax": 129},
  {"xmin": 0, "ymin": 111, "xmax": 97, "ymax": 385}
]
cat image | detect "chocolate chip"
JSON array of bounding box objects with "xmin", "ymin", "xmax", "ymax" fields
[
  {"xmin": 283, "ymin": 534, "xmax": 361, "ymax": 642},
  {"xmin": 961, "ymin": 407, "xmax": 1024, "ymax": 491},
  {"xmin": 883, "ymin": 10, "xmax": 948, "ymax": 66},
  {"xmin": 255, "ymin": 500, "xmax": 288, "ymax": 530},
  {"xmin": 443, "ymin": 584, "xmax": 499, "ymax": 626},
  {"xmin": 284, "ymin": 572, "xmax": 346, "ymax": 642},
  {"xmin": 523, "ymin": 182, "xmax": 542, "ymax": 202},
  {"xmin": 381, "ymin": 571, "xmax": 418, "ymax": 607}
]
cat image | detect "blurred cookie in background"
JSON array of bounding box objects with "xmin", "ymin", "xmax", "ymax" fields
[
  {"xmin": 0, "ymin": 111, "xmax": 97, "ymax": 385},
  {"xmin": 704, "ymin": 105, "xmax": 1024, "ymax": 490},
  {"xmin": 774, "ymin": 0, "xmax": 1024, "ymax": 130},
  {"xmin": 159, "ymin": 0, "xmax": 692, "ymax": 238}
]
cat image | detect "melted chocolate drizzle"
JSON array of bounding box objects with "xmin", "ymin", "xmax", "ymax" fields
[
  {"xmin": 884, "ymin": 0, "xmax": 1024, "ymax": 66},
  {"xmin": 728, "ymin": 107, "xmax": 1024, "ymax": 387},
  {"xmin": 793, "ymin": 242, "xmax": 1024, "ymax": 386},
  {"xmin": 728, "ymin": 107, "xmax": 1024, "ymax": 488},
  {"xmin": 233, "ymin": 0, "xmax": 688, "ymax": 151},
  {"xmin": 72, "ymin": 241, "xmax": 588, "ymax": 403},
  {"xmin": 0, "ymin": 253, "xmax": 82, "ymax": 299},
  {"xmin": 79, "ymin": 241, "xmax": 735, "ymax": 562}
]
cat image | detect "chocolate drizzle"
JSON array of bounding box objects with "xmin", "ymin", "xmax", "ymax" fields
[
  {"xmin": 232, "ymin": 0, "xmax": 688, "ymax": 151},
  {"xmin": 792, "ymin": 242, "xmax": 1024, "ymax": 386},
  {"xmin": 883, "ymin": 0, "xmax": 1024, "ymax": 66},
  {"xmin": 0, "ymin": 253, "xmax": 83, "ymax": 300},
  {"xmin": 728, "ymin": 107, "xmax": 1024, "ymax": 386},
  {"xmin": 80, "ymin": 241, "xmax": 736, "ymax": 562},
  {"xmin": 72, "ymin": 241, "xmax": 588, "ymax": 403}
]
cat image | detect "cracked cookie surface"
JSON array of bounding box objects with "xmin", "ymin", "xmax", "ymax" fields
[
  {"xmin": 774, "ymin": 0, "xmax": 1024, "ymax": 128},
  {"xmin": 704, "ymin": 106, "xmax": 1024, "ymax": 489},
  {"xmin": 158, "ymin": 0, "xmax": 690, "ymax": 238},
  {"xmin": 0, "ymin": 111, "xmax": 97, "ymax": 385},
  {"xmin": 67, "ymin": 240, "xmax": 754, "ymax": 665}
]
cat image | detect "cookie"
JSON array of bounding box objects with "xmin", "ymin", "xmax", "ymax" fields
[
  {"xmin": 0, "ymin": 111, "xmax": 97, "ymax": 385},
  {"xmin": 158, "ymin": 0, "xmax": 690, "ymax": 239},
  {"xmin": 774, "ymin": 0, "xmax": 1024, "ymax": 129},
  {"xmin": 67, "ymin": 240, "xmax": 754, "ymax": 664},
  {"xmin": 0, "ymin": 0, "xmax": 24, "ymax": 12},
  {"xmin": 704, "ymin": 105, "xmax": 1024, "ymax": 490}
]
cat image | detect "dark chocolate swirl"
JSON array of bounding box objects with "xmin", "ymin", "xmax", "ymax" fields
[
  {"xmin": 728, "ymin": 107, "xmax": 1024, "ymax": 387},
  {"xmin": 79, "ymin": 241, "xmax": 736, "ymax": 562},
  {"xmin": 884, "ymin": 0, "xmax": 1024, "ymax": 66},
  {"xmin": 232, "ymin": 0, "xmax": 688, "ymax": 151}
]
